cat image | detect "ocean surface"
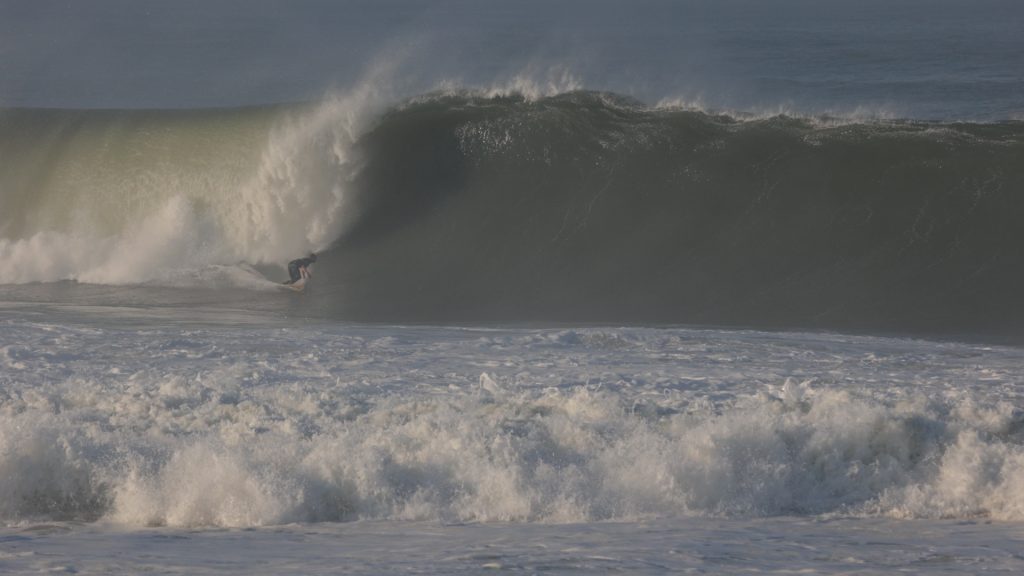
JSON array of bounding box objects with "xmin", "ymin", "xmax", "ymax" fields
[{"xmin": 2, "ymin": 1, "xmax": 1024, "ymax": 574}]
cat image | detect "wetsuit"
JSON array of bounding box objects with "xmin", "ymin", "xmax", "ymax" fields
[{"xmin": 286, "ymin": 256, "xmax": 316, "ymax": 284}]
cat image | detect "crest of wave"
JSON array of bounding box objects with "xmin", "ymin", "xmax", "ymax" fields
[{"xmin": 431, "ymin": 66, "xmax": 583, "ymax": 102}]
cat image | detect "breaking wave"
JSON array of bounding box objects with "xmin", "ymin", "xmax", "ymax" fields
[
  {"xmin": 0, "ymin": 91, "xmax": 376, "ymax": 285},
  {"xmin": 2, "ymin": 88, "xmax": 1023, "ymax": 337}
]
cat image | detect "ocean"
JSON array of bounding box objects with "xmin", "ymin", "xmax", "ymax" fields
[{"xmin": 2, "ymin": 0, "xmax": 1023, "ymax": 573}]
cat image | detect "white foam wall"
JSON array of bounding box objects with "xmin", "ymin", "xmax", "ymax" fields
[{"xmin": 2, "ymin": 322, "xmax": 1022, "ymax": 528}]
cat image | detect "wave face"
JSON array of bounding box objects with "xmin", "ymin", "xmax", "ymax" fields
[
  {"xmin": 327, "ymin": 93, "xmax": 1024, "ymax": 337},
  {"xmin": 3, "ymin": 91, "xmax": 1024, "ymax": 337}
]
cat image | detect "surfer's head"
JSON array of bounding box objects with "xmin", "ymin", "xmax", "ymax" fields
[{"xmin": 309, "ymin": 253, "xmax": 318, "ymax": 262}]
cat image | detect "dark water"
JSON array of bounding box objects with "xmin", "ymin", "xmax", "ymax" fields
[{"xmin": 318, "ymin": 93, "xmax": 1024, "ymax": 338}]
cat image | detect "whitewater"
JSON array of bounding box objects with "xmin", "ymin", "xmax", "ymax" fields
[
  {"xmin": 3, "ymin": 0, "xmax": 1024, "ymax": 574},
  {"xmin": 3, "ymin": 311, "xmax": 1024, "ymax": 573}
]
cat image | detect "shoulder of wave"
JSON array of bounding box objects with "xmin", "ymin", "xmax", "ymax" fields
[
  {"xmin": 656, "ymin": 99, "xmax": 1024, "ymax": 129},
  {"xmin": 653, "ymin": 98, "xmax": 907, "ymax": 127}
]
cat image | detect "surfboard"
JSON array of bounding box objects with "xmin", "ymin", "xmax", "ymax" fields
[
  {"xmin": 279, "ymin": 264, "xmax": 312, "ymax": 292},
  {"xmin": 280, "ymin": 278, "xmax": 307, "ymax": 292}
]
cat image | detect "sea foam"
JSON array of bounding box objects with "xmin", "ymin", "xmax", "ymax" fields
[{"xmin": 2, "ymin": 320, "xmax": 1022, "ymax": 528}]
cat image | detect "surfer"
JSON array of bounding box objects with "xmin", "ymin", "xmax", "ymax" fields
[{"xmin": 284, "ymin": 253, "xmax": 317, "ymax": 285}]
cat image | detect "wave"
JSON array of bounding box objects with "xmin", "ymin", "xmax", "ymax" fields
[{"xmin": 2, "ymin": 89, "xmax": 1024, "ymax": 337}]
